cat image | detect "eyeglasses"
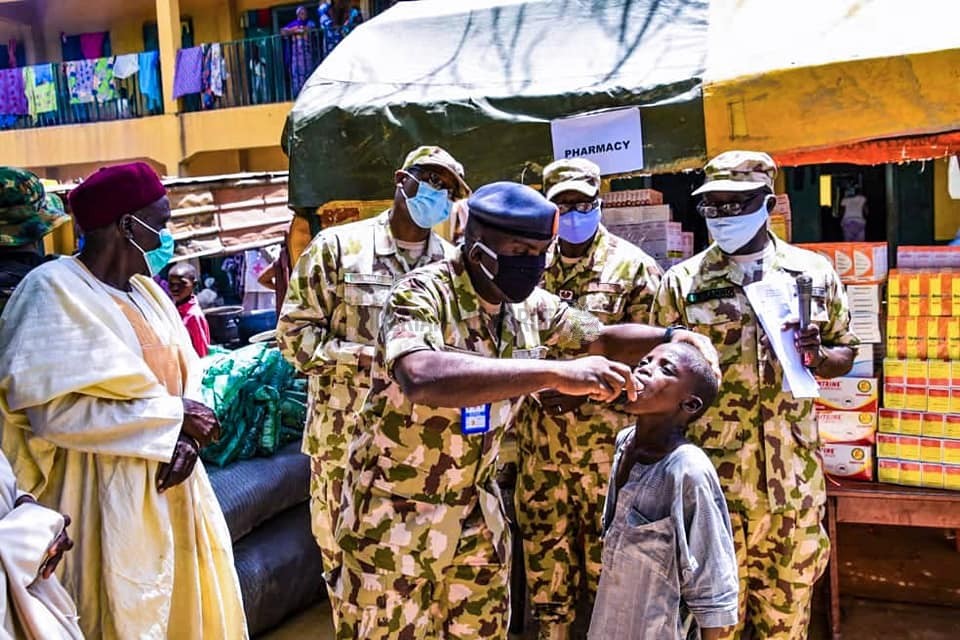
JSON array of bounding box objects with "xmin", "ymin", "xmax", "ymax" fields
[
  {"xmin": 696, "ymin": 192, "xmax": 765, "ymax": 219},
  {"xmin": 406, "ymin": 168, "xmax": 455, "ymax": 195},
  {"xmin": 556, "ymin": 199, "xmax": 600, "ymax": 215}
]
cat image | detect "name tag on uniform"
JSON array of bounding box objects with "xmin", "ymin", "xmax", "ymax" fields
[
  {"xmin": 686, "ymin": 287, "xmax": 737, "ymax": 304},
  {"xmin": 461, "ymin": 404, "xmax": 491, "ymax": 435}
]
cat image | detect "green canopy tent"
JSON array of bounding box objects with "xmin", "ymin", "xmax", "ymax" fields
[{"xmin": 284, "ymin": 0, "xmax": 709, "ymax": 208}]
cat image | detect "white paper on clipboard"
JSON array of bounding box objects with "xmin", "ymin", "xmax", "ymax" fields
[{"xmin": 743, "ymin": 275, "xmax": 820, "ymax": 399}]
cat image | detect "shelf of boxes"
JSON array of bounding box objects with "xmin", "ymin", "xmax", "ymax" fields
[
  {"xmin": 796, "ymin": 242, "xmax": 889, "ymax": 483},
  {"xmin": 877, "ymin": 251, "xmax": 960, "ymax": 490},
  {"xmin": 601, "ymin": 189, "xmax": 693, "ymax": 271}
]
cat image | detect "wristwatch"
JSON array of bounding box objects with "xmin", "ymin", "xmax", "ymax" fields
[{"xmin": 663, "ymin": 324, "xmax": 687, "ymax": 343}]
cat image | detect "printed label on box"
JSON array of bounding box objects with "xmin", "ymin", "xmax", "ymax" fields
[
  {"xmin": 922, "ymin": 463, "xmax": 945, "ymax": 489},
  {"xmin": 928, "ymin": 388, "xmax": 951, "ymax": 414},
  {"xmin": 814, "ymin": 378, "xmax": 878, "ymax": 412},
  {"xmin": 921, "ymin": 438, "xmax": 944, "ymax": 463},
  {"xmin": 879, "ymin": 409, "xmax": 901, "ymax": 434},
  {"xmin": 900, "ymin": 461, "xmax": 923, "ymax": 486},
  {"xmin": 898, "ymin": 436, "xmax": 921, "ymax": 461},
  {"xmin": 877, "ymin": 434, "xmax": 899, "ymax": 458},
  {"xmin": 921, "ymin": 412, "xmax": 947, "ymax": 438},
  {"xmin": 905, "ymin": 386, "xmax": 928, "ymax": 412},
  {"xmin": 816, "ymin": 411, "xmax": 877, "ymax": 444},
  {"xmin": 878, "ymin": 458, "xmax": 900, "ymax": 484},
  {"xmin": 884, "ymin": 384, "xmax": 906, "ymax": 410},
  {"xmin": 944, "ymin": 465, "xmax": 960, "ymax": 491},
  {"xmin": 820, "ymin": 443, "xmax": 873, "ymax": 481},
  {"xmin": 947, "ymin": 415, "xmax": 960, "ymax": 440},
  {"xmin": 899, "ymin": 411, "xmax": 924, "ymax": 436},
  {"xmin": 944, "ymin": 440, "xmax": 960, "ymax": 466}
]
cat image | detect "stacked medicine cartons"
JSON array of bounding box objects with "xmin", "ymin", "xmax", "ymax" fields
[
  {"xmin": 796, "ymin": 242, "xmax": 889, "ymax": 481},
  {"xmin": 768, "ymin": 194, "xmax": 793, "ymax": 242},
  {"xmin": 601, "ymin": 188, "xmax": 693, "ymax": 271},
  {"xmin": 876, "ymin": 246, "xmax": 960, "ymax": 491}
]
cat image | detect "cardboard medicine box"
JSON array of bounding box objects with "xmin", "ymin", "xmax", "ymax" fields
[{"xmin": 814, "ymin": 377, "xmax": 878, "ymax": 412}]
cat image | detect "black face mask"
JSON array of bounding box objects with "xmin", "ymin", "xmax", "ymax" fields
[{"xmin": 474, "ymin": 241, "xmax": 545, "ymax": 303}]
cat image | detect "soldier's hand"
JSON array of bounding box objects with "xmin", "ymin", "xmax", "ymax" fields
[
  {"xmin": 552, "ymin": 356, "xmax": 636, "ymax": 404},
  {"xmin": 181, "ymin": 398, "xmax": 221, "ymax": 447},
  {"xmin": 538, "ymin": 389, "xmax": 588, "ymax": 416},
  {"xmin": 670, "ymin": 329, "xmax": 721, "ymax": 381},
  {"xmin": 788, "ymin": 321, "xmax": 825, "ymax": 368}
]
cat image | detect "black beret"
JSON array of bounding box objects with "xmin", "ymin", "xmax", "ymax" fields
[{"xmin": 467, "ymin": 182, "xmax": 558, "ymax": 240}]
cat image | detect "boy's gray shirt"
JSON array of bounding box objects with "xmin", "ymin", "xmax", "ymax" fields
[{"xmin": 592, "ymin": 428, "xmax": 739, "ymax": 635}]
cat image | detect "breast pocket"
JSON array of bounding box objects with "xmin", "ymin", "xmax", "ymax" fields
[
  {"xmin": 683, "ymin": 295, "xmax": 745, "ymax": 368},
  {"xmin": 343, "ymin": 276, "xmax": 392, "ymax": 343},
  {"xmin": 580, "ymin": 283, "xmax": 627, "ymax": 323}
]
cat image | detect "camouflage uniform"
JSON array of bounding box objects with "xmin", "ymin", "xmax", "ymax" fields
[
  {"xmin": 0, "ymin": 167, "xmax": 68, "ymax": 315},
  {"xmin": 652, "ymin": 233, "xmax": 859, "ymax": 639},
  {"xmin": 512, "ymin": 224, "xmax": 662, "ymax": 632},
  {"xmin": 334, "ymin": 252, "xmax": 601, "ymax": 639},
  {"xmin": 276, "ymin": 211, "xmax": 456, "ymax": 604}
]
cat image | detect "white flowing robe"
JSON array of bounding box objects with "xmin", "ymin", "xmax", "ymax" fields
[
  {"xmin": 0, "ymin": 257, "xmax": 247, "ymax": 640},
  {"xmin": 0, "ymin": 451, "xmax": 84, "ymax": 640}
]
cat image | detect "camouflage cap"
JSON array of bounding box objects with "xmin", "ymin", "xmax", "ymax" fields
[
  {"xmin": 542, "ymin": 157, "xmax": 601, "ymax": 201},
  {"xmin": 0, "ymin": 167, "xmax": 69, "ymax": 247},
  {"xmin": 692, "ymin": 150, "xmax": 777, "ymax": 195},
  {"xmin": 401, "ymin": 145, "xmax": 471, "ymax": 200}
]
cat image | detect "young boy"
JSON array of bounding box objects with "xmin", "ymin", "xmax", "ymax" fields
[{"xmin": 588, "ymin": 342, "xmax": 739, "ymax": 640}]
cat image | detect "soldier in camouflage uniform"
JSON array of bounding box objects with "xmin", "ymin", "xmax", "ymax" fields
[
  {"xmin": 334, "ymin": 182, "xmax": 719, "ymax": 639},
  {"xmin": 276, "ymin": 146, "xmax": 469, "ymax": 619},
  {"xmin": 0, "ymin": 167, "xmax": 68, "ymax": 315},
  {"xmin": 652, "ymin": 151, "xmax": 858, "ymax": 640},
  {"xmin": 511, "ymin": 159, "xmax": 662, "ymax": 639}
]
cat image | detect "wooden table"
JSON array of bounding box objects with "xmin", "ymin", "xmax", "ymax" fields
[{"xmin": 825, "ymin": 480, "xmax": 960, "ymax": 639}]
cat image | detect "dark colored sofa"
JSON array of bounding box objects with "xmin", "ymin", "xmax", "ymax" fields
[{"xmin": 206, "ymin": 442, "xmax": 326, "ymax": 636}]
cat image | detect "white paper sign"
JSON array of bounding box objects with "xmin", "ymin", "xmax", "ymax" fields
[
  {"xmin": 743, "ymin": 274, "xmax": 820, "ymax": 399},
  {"xmin": 551, "ymin": 108, "xmax": 644, "ymax": 175}
]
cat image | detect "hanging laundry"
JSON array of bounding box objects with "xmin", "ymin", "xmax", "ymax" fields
[
  {"xmin": 79, "ymin": 32, "xmax": 107, "ymax": 59},
  {"xmin": 201, "ymin": 43, "xmax": 226, "ymax": 109},
  {"xmin": 65, "ymin": 59, "xmax": 95, "ymax": 104},
  {"xmin": 138, "ymin": 51, "xmax": 162, "ymax": 111},
  {"xmin": 92, "ymin": 57, "xmax": 117, "ymax": 102},
  {"xmin": 173, "ymin": 46, "xmax": 204, "ymax": 98},
  {"xmin": 60, "ymin": 34, "xmax": 83, "ymax": 62},
  {"xmin": 0, "ymin": 68, "xmax": 28, "ymax": 116},
  {"xmin": 22, "ymin": 65, "xmax": 57, "ymax": 117},
  {"xmin": 113, "ymin": 53, "xmax": 140, "ymax": 79}
]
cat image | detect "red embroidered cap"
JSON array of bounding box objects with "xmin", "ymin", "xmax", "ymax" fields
[{"xmin": 69, "ymin": 162, "xmax": 166, "ymax": 231}]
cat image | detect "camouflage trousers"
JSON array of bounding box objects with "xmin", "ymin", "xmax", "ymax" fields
[
  {"xmin": 309, "ymin": 458, "xmax": 345, "ymax": 625},
  {"xmin": 516, "ymin": 455, "xmax": 611, "ymax": 633},
  {"xmin": 719, "ymin": 506, "xmax": 830, "ymax": 640},
  {"xmin": 333, "ymin": 508, "xmax": 511, "ymax": 639}
]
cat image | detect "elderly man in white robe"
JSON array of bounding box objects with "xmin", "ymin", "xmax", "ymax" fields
[
  {"xmin": 0, "ymin": 162, "xmax": 247, "ymax": 639},
  {"xmin": 1, "ymin": 451, "xmax": 83, "ymax": 640}
]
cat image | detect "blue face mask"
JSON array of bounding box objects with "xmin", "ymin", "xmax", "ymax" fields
[
  {"xmin": 130, "ymin": 216, "xmax": 175, "ymax": 276},
  {"xmin": 402, "ymin": 174, "xmax": 452, "ymax": 229},
  {"xmin": 557, "ymin": 205, "xmax": 601, "ymax": 244},
  {"xmin": 705, "ymin": 200, "xmax": 769, "ymax": 254}
]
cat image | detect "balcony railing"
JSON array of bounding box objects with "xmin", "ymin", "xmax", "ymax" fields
[
  {"xmin": 0, "ymin": 55, "xmax": 163, "ymax": 131},
  {"xmin": 178, "ymin": 31, "xmax": 325, "ymax": 112}
]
